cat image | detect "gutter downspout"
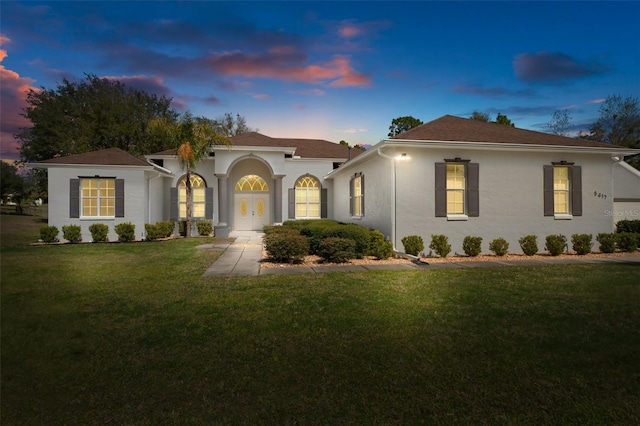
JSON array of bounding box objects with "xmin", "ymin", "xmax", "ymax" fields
[
  {"xmin": 147, "ymin": 171, "xmax": 162, "ymax": 238},
  {"xmin": 611, "ymin": 155, "xmax": 625, "ymax": 231},
  {"xmin": 377, "ymin": 147, "xmax": 397, "ymax": 251}
]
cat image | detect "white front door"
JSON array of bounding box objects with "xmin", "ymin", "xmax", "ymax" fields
[{"xmin": 235, "ymin": 193, "xmax": 269, "ymax": 231}]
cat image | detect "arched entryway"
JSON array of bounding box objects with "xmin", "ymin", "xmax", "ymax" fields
[{"xmin": 234, "ymin": 174, "xmax": 270, "ymax": 231}]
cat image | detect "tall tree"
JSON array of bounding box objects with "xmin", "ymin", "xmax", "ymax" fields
[
  {"xmin": 494, "ymin": 113, "xmax": 515, "ymax": 127},
  {"xmin": 213, "ymin": 113, "xmax": 256, "ymax": 137},
  {"xmin": 17, "ymin": 74, "xmax": 179, "ymax": 163},
  {"xmin": 587, "ymin": 95, "xmax": 640, "ymax": 148},
  {"xmin": 545, "ymin": 110, "xmax": 572, "ymax": 136},
  {"xmin": 148, "ymin": 114, "xmax": 230, "ymax": 237},
  {"xmin": 388, "ymin": 116, "xmax": 423, "ymax": 137},
  {"xmin": 470, "ymin": 111, "xmax": 491, "ymax": 122}
]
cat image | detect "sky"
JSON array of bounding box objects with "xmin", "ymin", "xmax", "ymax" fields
[{"xmin": 1, "ymin": 1, "xmax": 639, "ymax": 161}]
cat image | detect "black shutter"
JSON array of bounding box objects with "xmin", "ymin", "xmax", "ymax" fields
[
  {"xmin": 435, "ymin": 163, "xmax": 447, "ymax": 217},
  {"xmin": 543, "ymin": 165, "xmax": 554, "ymax": 216},
  {"xmin": 70, "ymin": 179, "xmax": 80, "ymax": 218},
  {"xmin": 571, "ymin": 166, "xmax": 582, "ymax": 216},
  {"xmin": 115, "ymin": 179, "xmax": 125, "ymax": 217},
  {"xmin": 205, "ymin": 187, "xmax": 214, "ymax": 219},
  {"xmin": 321, "ymin": 188, "xmax": 328, "ymax": 218},
  {"xmin": 467, "ymin": 163, "xmax": 479, "ymax": 217},
  {"xmin": 288, "ymin": 188, "xmax": 295, "ymax": 219},
  {"xmin": 170, "ymin": 188, "xmax": 179, "ymax": 220}
]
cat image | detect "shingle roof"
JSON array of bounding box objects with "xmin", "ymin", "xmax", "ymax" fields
[
  {"xmin": 37, "ymin": 147, "xmax": 152, "ymax": 166},
  {"xmin": 393, "ymin": 115, "xmax": 623, "ymax": 149},
  {"xmin": 149, "ymin": 132, "xmax": 361, "ymax": 159}
]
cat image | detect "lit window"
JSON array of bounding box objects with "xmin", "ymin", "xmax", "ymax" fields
[
  {"xmin": 350, "ymin": 173, "xmax": 364, "ymax": 217},
  {"xmin": 178, "ymin": 174, "xmax": 206, "ymax": 219},
  {"xmin": 446, "ymin": 164, "xmax": 466, "ymax": 215},
  {"xmin": 553, "ymin": 166, "xmax": 570, "ymax": 214},
  {"xmin": 235, "ymin": 175, "xmax": 268, "ymax": 192},
  {"xmin": 81, "ymin": 178, "xmax": 115, "ymax": 217},
  {"xmin": 295, "ymin": 176, "xmax": 320, "ymax": 219}
]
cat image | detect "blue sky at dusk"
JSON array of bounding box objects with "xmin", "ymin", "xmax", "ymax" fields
[{"xmin": 1, "ymin": 1, "xmax": 639, "ymax": 160}]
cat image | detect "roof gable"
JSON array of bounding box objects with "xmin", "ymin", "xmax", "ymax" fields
[
  {"xmin": 394, "ymin": 115, "xmax": 623, "ymax": 149},
  {"xmin": 37, "ymin": 148, "xmax": 152, "ymax": 167}
]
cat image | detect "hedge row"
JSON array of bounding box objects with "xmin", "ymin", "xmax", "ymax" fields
[
  {"xmin": 264, "ymin": 221, "xmax": 393, "ymax": 264},
  {"xmin": 400, "ymin": 232, "xmax": 639, "ymax": 258}
]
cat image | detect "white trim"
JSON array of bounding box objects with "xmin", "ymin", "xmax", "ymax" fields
[
  {"xmin": 447, "ymin": 214, "xmax": 468, "ymax": 221},
  {"xmin": 554, "ymin": 214, "xmax": 573, "ymax": 220}
]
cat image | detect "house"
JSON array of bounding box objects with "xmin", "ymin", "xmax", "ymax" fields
[
  {"xmin": 325, "ymin": 115, "xmax": 640, "ymax": 254},
  {"xmin": 33, "ymin": 115, "xmax": 640, "ymax": 253},
  {"xmin": 32, "ymin": 133, "xmax": 359, "ymax": 242}
]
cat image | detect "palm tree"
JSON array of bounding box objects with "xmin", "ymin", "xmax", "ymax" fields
[{"xmin": 149, "ymin": 113, "xmax": 230, "ymax": 237}]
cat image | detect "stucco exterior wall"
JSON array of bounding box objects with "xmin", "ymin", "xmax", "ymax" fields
[
  {"xmin": 612, "ymin": 161, "xmax": 640, "ymax": 223},
  {"xmin": 330, "ymin": 146, "xmax": 617, "ymax": 255},
  {"xmin": 47, "ymin": 165, "xmax": 149, "ymax": 242}
]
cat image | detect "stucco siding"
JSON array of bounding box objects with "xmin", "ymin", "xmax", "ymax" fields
[{"xmin": 612, "ymin": 162, "xmax": 640, "ymax": 223}]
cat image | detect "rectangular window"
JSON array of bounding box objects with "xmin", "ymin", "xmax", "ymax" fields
[
  {"xmin": 553, "ymin": 166, "xmax": 570, "ymax": 214},
  {"xmin": 544, "ymin": 164, "xmax": 582, "ymax": 218},
  {"xmin": 81, "ymin": 178, "xmax": 115, "ymax": 217},
  {"xmin": 180, "ymin": 187, "xmax": 206, "ymax": 218},
  {"xmin": 446, "ymin": 164, "xmax": 466, "ymax": 215},
  {"xmin": 350, "ymin": 174, "xmax": 364, "ymax": 217}
]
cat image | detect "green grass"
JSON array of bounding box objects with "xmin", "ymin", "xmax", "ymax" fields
[{"xmin": 2, "ymin": 214, "xmax": 640, "ymax": 424}]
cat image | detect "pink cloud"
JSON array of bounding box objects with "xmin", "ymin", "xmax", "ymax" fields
[
  {"xmin": 204, "ymin": 47, "xmax": 370, "ymax": 87},
  {"xmin": 339, "ymin": 25, "xmax": 362, "ymax": 38},
  {"xmin": 0, "ymin": 37, "xmax": 37, "ymax": 160}
]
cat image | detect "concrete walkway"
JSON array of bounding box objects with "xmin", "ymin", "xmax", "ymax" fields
[{"xmin": 200, "ymin": 231, "xmax": 640, "ymax": 277}]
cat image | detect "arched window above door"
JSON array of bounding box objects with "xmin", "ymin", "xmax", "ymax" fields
[{"xmin": 235, "ymin": 175, "xmax": 269, "ymax": 192}]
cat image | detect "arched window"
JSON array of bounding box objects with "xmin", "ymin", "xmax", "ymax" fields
[
  {"xmin": 178, "ymin": 174, "xmax": 206, "ymax": 218},
  {"xmin": 295, "ymin": 175, "xmax": 320, "ymax": 219},
  {"xmin": 235, "ymin": 175, "xmax": 269, "ymax": 192}
]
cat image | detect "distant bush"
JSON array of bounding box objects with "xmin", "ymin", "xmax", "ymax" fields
[
  {"xmin": 616, "ymin": 232, "xmax": 639, "ymax": 252},
  {"xmin": 197, "ymin": 221, "xmax": 213, "ymax": 236},
  {"xmin": 545, "ymin": 234, "xmax": 567, "ymax": 256},
  {"xmin": 114, "ymin": 222, "xmax": 135, "ymax": 242},
  {"xmin": 264, "ymin": 228, "xmax": 309, "ymax": 263},
  {"xmin": 571, "ymin": 234, "xmax": 592, "ymax": 255},
  {"xmin": 616, "ymin": 220, "xmax": 640, "ymax": 234},
  {"xmin": 40, "ymin": 225, "xmax": 59, "ymax": 243},
  {"xmin": 318, "ymin": 237, "xmax": 356, "ymax": 263},
  {"xmin": 62, "ymin": 225, "xmax": 82, "ymax": 243},
  {"xmin": 429, "ymin": 234, "xmax": 451, "ymax": 258},
  {"xmin": 89, "ymin": 223, "xmax": 109, "ymax": 242},
  {"xmin": 489, "ymin": 238, "xmax": 509, "ymax": 256},
  {"xmin": 369, "ymin": 230, "xmax": 393, "ymax": 260},
  {"xmin": 596, "ymin": 233, "xmax": 616, "ymax": 253},
  {"xmin": 519, "ymin": 235, "xmax": 538, "ymax": 256},
  {"xmin": 462, "ymin": 236, "xmax": 482, "ymax": 257},
  {"xmin": 401, "ymin": 235, "xmax": 424, "ymax": 256}
]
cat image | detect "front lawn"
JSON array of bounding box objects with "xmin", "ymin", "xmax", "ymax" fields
[{"xmin": 2, "ymin": 214, "xmax": 639, "ymax": 424}]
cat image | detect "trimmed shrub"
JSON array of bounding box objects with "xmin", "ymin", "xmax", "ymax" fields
[
  {"xmin": 40, "ymin": 225, "xmax": 59, "ymax": 243},
  {"xmin": 369, "ymin": 230, "xmax": 393, "ymax": 260},
  {"xmin": 62, "ymin": 225, "xmax": 82, "ymax": 243},
  {"xmin": 519, "ymin": 235, "xmax": 538, "ymax": 256},
  {"xmin": 264, "ymin": 228, "xmax": 309, "ymax": 263},
  {"xmin": 401, "ymin": 235, "xmax": 424, "ymax": 256},
  {"xmin": 318, "ymin": 237, "xmax": 356, "ymax": 263},
  {"xmin": 489, "ymin": 238, "xmax": 509, "ymax": 256},
  {"xmin": 616, "ymin": 220, "xmax": 640, "ymax": 234},
  {"xmin": 596, "ymin": 233, "xmax": 616, "ymax": 253},
  {"xmin": 179, "ymin": 221, "xmax": 188, "ymax": 237},
  {"xmin": 299, "ymin": 222, "xmax": 336, "ymax": 254},
  {"xmin": 429, "ymin": 234, "xmax": 451, "ymax": 258},
  {"xmin": 323, "ymin": 224, "xmax": 371, "ymax": 259},
  {"xmin": 157, "ymin": 221, "xmax": 175, "ymax": 238},
  {"xmin": 571, "ymin": 234, "xmax": 592, "ymax": 255},
  {"xmin": 114, "ymin": 222, "xmax": 135, "ymax": 242},
  {"xmin": 144, "ymin": 223, "xmax": 161, "ymax": 241},
  {"xmin": 89, "ymin": 223, "xmax": 109, "ymax": 242},
  {"xmin": 616, "ymin": 232, "xmax": 639, "ymax": 252},
  {"xmin": 545, "ymin": 234, "xmax": 567, "ymax": 256},
  {"xmin": 197, "ymin": 221, "xmax": 213, "ymax": 236},
  {"xmin": 462, "ymin": 236, "xmax": 483, "ymax": 257}
]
